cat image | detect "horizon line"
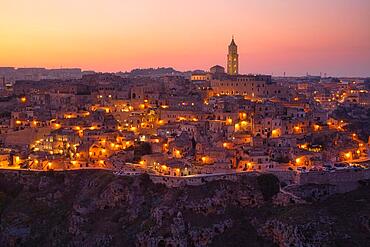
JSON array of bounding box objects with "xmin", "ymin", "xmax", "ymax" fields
[{"xmin": 1, "ymin": 65, "xmax": 369, "ymax": 78}]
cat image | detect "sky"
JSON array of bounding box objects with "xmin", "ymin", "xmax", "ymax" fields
[{"xmin": 0, "ymin": 0, "xmax": 369, "ymax": 76}]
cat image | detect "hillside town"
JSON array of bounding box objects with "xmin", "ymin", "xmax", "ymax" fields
[{"xmin": 0, "ymin": 39, "xmax": 369, "ymax": 183}]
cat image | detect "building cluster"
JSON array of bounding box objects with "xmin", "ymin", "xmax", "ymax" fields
[
  {"xmin": 0, "ymin": 39, "xmax": 369, "ymax": 177},
  {"xmin": 0, "ymin": 67, "xmax": 92, "ymax": 93}
]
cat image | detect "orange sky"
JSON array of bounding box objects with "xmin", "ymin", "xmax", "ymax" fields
[{"xmin": 1, "ymin": 0, "xmax": 369, "ymax": 76}]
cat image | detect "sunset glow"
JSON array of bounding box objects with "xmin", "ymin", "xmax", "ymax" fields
[{"xmin": 1, "ymin": 0, "xmax": 369, "ymax": 76}]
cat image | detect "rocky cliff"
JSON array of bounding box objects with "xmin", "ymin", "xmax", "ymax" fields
[{"xmin": 0, "ymin": 170, "xmax": 369, "ymax": 247}]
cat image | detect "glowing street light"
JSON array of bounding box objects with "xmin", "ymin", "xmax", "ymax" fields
[{"xmin": 345, "ymin": 152, "xmax": 351, "ymax": 159}]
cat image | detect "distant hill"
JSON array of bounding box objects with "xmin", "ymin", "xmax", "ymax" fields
[{"xmin": 116, "ymin": 67, "xmax": 205, "ymax": 78}]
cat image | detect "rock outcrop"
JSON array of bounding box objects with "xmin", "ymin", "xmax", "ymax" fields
[{"xmin": 0, "ymin": 170, "xmax": 369, "ymax": 247}]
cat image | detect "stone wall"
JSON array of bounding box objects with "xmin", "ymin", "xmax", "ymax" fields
[
  {"xmin": 269, "ymin": 170, "xmax": 297, "ymax": 184},
  {"xmin": 3, "ymin": 127, "xmax": 51, "ymax": 146},
  {"xmin": 149, "ymin": 172, "xmax": 259, "ymax": 188},
  {"xmin": 297, "ymin": 169, "xmax": 370, "ymax": 192},
  {"xmin": 2, "ymin": 167, "xmax": 369, "ymax": 192}
]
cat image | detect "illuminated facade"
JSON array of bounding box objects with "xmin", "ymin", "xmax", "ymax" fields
[{"xmin": 209, "ymin": 75, "xmax": 274, "ymax": 98}]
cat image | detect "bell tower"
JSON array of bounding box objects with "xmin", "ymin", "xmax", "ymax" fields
[{"xmin": 227, "ymin": 36, "xmax": 239, "ymax": 75}]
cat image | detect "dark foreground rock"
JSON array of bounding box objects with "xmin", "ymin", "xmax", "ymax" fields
[{"xmin": 0, "ymin": 170, "xmax": 369, "ymax": 247}]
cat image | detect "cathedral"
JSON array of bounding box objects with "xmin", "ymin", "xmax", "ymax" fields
[
  {"xmin": 227, "ymin": 37, "xmax": 239, "ymax": 75},
  {"xmin": 190, "ymin": 37, "xmax": 284, "ymax": 100}
]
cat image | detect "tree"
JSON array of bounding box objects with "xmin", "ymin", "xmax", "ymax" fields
[{"xmin": 257, "ymin": 174, "xmax": 280, "ymax": 201}]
